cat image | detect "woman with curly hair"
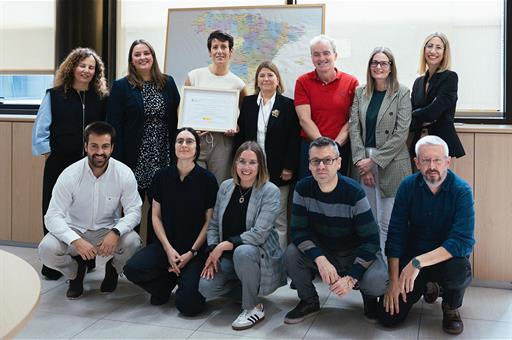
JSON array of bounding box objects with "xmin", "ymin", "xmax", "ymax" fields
[{"xmin": 32, "ymin": 47, "xmax": 108, "ymax": 280}]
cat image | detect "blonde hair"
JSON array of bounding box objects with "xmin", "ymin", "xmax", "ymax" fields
[
  {"xmin": 365, "ymin": 47, "xmax": 399, "ymax": 97},
  {"xmin": 418, "ymin": 32, "xmax": 452, "ymax": 75},
  {"xmin": 231, "ymin": 141, "xmax": 269, "ymax": 189},
  {"xmin": 253, "ymin": 61, "xmax": 284, "ymax": 94},
  {"xmin": 54, "ymin": 47, "xmax": 108, "ymax": 98}
]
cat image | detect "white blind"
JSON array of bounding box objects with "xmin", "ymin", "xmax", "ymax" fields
[{"xmin": 0, "ymin": 0, "xmax": 55, "ymax": 72}]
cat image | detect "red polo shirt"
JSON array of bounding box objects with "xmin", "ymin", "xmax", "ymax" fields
[{"xmin": 294, "ymin": 69, "xmax": 358, "ymax": 140}]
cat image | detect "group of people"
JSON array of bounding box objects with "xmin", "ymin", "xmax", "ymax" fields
[{"xmin": 32, "ymin": 29, "xmax": 474, "ymax": 335}]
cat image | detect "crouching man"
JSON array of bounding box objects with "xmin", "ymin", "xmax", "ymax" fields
[
  {"xmin": 379, "ymin": 135, "xmax": 474, "ymax": 335},
  {"xmin": 38, "ymin": 121, "xmax": 142, "ymax": 299}
]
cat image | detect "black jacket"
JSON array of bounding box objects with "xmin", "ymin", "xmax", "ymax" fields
[
  {"xmin": 107, "ymin": 75, "xmax": 180, "ymax": 170},
  {"xmin": 236, "ymin": 93, "xmax": 300, "ymax": 186},
  {"xmin": 410, "ymin": 70, "xmax": 465, "ymax": 158}
]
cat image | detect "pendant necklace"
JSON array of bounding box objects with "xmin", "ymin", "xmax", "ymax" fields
[{"xmin": 238, "ymin": 186, "xmax": 252, "ymax": 204}]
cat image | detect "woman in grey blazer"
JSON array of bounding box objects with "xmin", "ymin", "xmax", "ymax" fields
[
  {"xmin": 199, "ymin": 141, "xmax": 286, "ymax": 331},
  {"xmin": 349, "ymin": 47, "xmax": 412, "ymax": 256}
]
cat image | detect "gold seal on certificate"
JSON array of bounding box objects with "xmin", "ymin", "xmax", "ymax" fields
[{"xmin": 178, "ymin": 86, "xmax": 240, "ymax": 132}]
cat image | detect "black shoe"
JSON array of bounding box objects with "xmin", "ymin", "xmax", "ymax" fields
[
  {"xmin": 100, "ymin": 259, "xmax": 119, "ymax": 293},
  {"xmin": 86, "ymin": 258, "xmax": 96, "ymax": 273},
  {"xmin": 424, "ymin": 282, "xmax": 440, "ymax": 304},
  {"xmin": 362, "ymin": 295, "xmax": 379, "ymax": 324},
  {"xmin": 150, "ymin": 294, "xmax": 170, "ymax": 306},
  {"xmin": 284, "ymin": 300, "xmax": 320, "ymax": 324},
  {"xmin": 41, "ymin": 265, "xmax": 63, "ymax": 280},
  {"xmin": 66, "ymin": 257, "xmax": 86, "ymax": 299},
  {"xmin": 442, "ymin": 302, "xmax": 464, "ymax": 334}
]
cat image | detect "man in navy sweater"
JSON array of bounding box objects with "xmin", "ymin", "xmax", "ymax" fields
[
  {"xmin": 285, "ymin": 137, "xmax": 388, "ymax": 324},
  {"xmin": 379, "ymin": 135, "xmax": 475, "ymax": 335}
]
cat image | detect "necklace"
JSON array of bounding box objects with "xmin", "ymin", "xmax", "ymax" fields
[{"xmin": 238, "ymin": 186, "xmax": 252, "ymax": 204}]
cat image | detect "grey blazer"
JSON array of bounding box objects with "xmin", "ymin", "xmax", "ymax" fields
[
  {"xmin": 207, "ymin": 179, "xmax": 286, "ymax": 296},
  {"xmin": 349, "ymin": 84, "xmax": 412, "ymax": 197}
]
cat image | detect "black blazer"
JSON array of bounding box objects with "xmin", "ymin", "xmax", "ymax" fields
[
  {"xmin": 107, "ymin": 75, "xmax": 180, "ymax": 170},
  {"xmin": 410, "ymin": 70, "xmax": 465, "ymax": 158},
  {"xmin": 236, "ymin": 93, "xmax": 300, "ymax": 186}
]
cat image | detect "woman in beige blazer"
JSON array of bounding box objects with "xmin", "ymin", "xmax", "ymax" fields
[{"xmin": 349, "ymin": 47, "xmax": 412, "ymax": 256}]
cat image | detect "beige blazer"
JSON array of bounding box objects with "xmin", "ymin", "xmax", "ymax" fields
[{"xmin": 349, "ymin": 84, "xmax": 412, "ymax": 197}]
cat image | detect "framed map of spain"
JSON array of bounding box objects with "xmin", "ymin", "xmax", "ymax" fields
[{"xmin": 164, "ymin": 4, "xmax": 325, "ymax": 98}]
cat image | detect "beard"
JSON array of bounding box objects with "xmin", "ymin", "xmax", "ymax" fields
[
  {"xmin": 88, "ymin": 154, "xmax": 109, "ymax": 169},
  {"xmin": 422, "ymin": 169, "xmax": 447, "ymax": 190}
]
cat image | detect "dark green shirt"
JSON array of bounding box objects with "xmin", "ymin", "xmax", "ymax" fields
[{"xmin": 365, "ymin": 90, "xmax": 386, "ymax": 147}]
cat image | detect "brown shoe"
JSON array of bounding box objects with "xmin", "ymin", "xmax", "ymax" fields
[
  {"xmin": 66, "ymin": 256, "xmax": 86, "ymax": 299},
  {"xmin": 423, "ymin": 281, "xmax": 440, "ymax": 303},
  {"xmin": 442, "ymin": 302, "xmax": 464, "ymax": 334}
]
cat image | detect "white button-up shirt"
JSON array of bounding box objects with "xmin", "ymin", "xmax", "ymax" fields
[
  {"xmin": 256, "ymin": 92, "xmax": 276, "ymax": 153},
  {"xmin": 44, "ymin": 157, "xmax": 142, "ymax": 245}
]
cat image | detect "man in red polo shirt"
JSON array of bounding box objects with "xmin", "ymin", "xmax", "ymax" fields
[{"xmin": 294, "ymin": 35, "xmax": 358, "ymax": 178}]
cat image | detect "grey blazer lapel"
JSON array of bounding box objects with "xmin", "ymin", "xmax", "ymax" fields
[
  {"xmin": 359, "ymin": 88, "xmax": 371, "ymax": 137},
  {"xmin": 245, "ymin": 184, "xmax": 263, "ymax": 229},
  {"xmin": 376, "ymin": 91, "xmax": 397, "ymax": 126}
]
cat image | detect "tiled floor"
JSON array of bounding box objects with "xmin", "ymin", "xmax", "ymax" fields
[{"xmin": 2, "ymin": 244, "xmax": 512, "ymax": 340}]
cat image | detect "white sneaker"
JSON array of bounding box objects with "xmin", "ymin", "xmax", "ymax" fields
[{"xmin": 231, "ymin": 304, "xmax": 265, "ymax": 330}]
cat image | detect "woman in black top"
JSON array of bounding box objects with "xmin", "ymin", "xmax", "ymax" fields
[
  {"xmin": 107, "ymin": 39, "xmax": 180, "ymax": 241},
  {"xmin": 124, "ymin": 127, "xmax": 218, "ymax": 316},
  {"xmin": 32, "ymin": 47, "xmax": 108, "ymax": 279},
  {"xmin": 409, "ymin": 32, "xmax": 465, "ymax": 158}
]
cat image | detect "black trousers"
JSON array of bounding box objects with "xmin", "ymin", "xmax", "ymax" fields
[
  {"xmin": 137, "ymin": 187, "xmax": 154, "ymax": 243},
  {"xmin": 378, "ymin": 257, "xmax": 472, "ymax": 327},
  {"xmin": 124, "ymin": 243, "xmax": 205, "ymax": 316}
]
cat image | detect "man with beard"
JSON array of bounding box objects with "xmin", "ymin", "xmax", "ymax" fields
[
  {"xmin": 38, "ymin": 121, "xmax": 142, "ymax": 299},
  {"xmin": 378, "ymin": 135, "xmax": 475, "ymax": 335}
]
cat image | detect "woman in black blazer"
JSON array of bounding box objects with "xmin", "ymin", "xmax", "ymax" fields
[
  {"xmin": 235, "ymin": 61, "xmax": 300, "ymax": 250},
  {"xmin": 409, "ymin": 32, "xmax": 465, "ymax": 158},
  {"xmin": 107, "ymin": 39, "xmax": 180, "ymax": 242}
]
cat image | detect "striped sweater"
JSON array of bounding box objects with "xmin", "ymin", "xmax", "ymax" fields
[{"xmin": 290, "ymin": 174, "xmax": 380, "ymax": 280}]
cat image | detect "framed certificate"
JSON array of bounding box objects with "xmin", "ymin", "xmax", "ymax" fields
[{"xmin": 178, "ymin": 86, "xmax": 240, "ymax": 132}]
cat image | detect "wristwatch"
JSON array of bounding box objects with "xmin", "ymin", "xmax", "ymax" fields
[
  {"xmin": 190, "ymin": 248, "xmax": 198, "ymax": 257},
  {"xmin": 111, "ymin": 228, "xmax": 121, "ymax": 236},
  {"xmin": 412, "ymin": 257, "xmax": 422, "ymax": 270}
]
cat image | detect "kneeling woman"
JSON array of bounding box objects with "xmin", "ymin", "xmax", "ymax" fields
[
  {"xmin": 124, "ymin": 127, "xmax": 218, "ymax": 316},
  {"xmin": 199, "ymin": 141, "xmax": 286, "ymax": 330}
]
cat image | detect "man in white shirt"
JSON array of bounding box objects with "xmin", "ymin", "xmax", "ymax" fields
[{"xmin": 38, "ymin": 121, "xmax": 142, "ymax": 299}]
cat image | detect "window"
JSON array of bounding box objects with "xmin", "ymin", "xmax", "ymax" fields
[{"xmin": 297, "ymin": 0, "xmax": 504, "ymax": 118}]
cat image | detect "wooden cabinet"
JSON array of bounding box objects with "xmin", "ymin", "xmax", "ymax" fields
[
  {"xmin": 11, "ymin": 123, "xmax": 44, "ymax": 243},
  {"xmin": 473, "ymin": 133, "xmax": 512, "ymax": 281},
  {"xmin": 0, "ymin": 123, "xmax": 12, "ymax": 240}
]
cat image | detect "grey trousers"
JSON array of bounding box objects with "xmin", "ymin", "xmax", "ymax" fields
[
  {"xmin": 198, "ymin": 244, "xmax": 261, "ymax": 310},
  {"xmin": 38, "ymin": 228, "xmax": 142, "ymax": 279},
  {"xmin": 285, "ymin": 243, "xmax": 389, "ymax": 304}
]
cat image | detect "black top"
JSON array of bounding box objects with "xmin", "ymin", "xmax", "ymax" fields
[
  {"xmin": 49, "ymin": 87, "xmax": 106, "ymax": 158},
  {"xmin": 107, "ymin": 75, "xmax": 180, "ymax": 171},
  {"xmin": 151, "ymin": 164, "xmax": 218, "ymax": 254},
  {"xmin": 236, "ymin": 93, "xmax": 301, "ymax": 186},
  {"xmin": 222, "ymin": 185, "xmax": 252, "ymax": 251},
  {"xmin": 365, "ymin": 90, "xmax": 386, "ymax": 147},
  {"xmin": 410, "ymin": 70, "xmax": 465, "ymax": 158}
]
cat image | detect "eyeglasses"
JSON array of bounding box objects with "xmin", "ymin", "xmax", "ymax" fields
[
  {"xmin": 237, "ymin": 159, "xmax": 258, "ymax": 167},
  {"xmin": 309, "ymin": 157, "xmax": 338, "ymax": 167},
  {"xmin": 370, "ymin": 61, "xmax": 391, "ymax": 69},
  {"xmin": 425, "ymin": 44, "xmax": 444, "ymax": 52},
  {"xmin": 419, "ymin": 158, "xmax": 445, "ymax": 166},
  {"xmin": 176, "ymin": 138, "xmax": 196, "ymax": 145}
]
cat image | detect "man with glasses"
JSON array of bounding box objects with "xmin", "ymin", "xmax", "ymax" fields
[
  {"xmin": 284, "ymin": 137, "xmax": 388, "ymax": 324},
  {"xmin": 379, "ymin": 135, "xmax": 474, "ymax": 335}
]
